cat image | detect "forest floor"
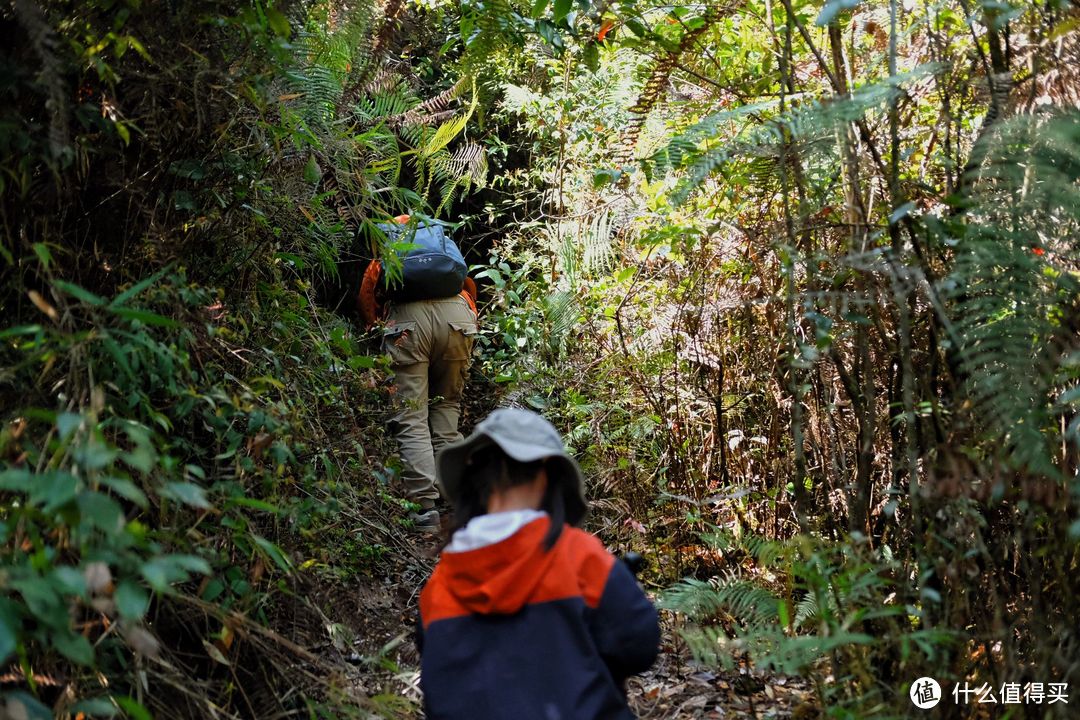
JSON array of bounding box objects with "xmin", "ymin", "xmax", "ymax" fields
[{"xmin": 315, "ymin": 530, "xmax": 813, "ymax": 719}]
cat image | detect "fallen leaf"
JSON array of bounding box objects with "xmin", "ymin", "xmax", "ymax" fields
[
  {"xmin": 28, "ymin": 290, "xmax": 58, "ymax": 320},
  {"xmin": 124, "ymin": 624, "xmax": 161, "ymax": 658},
  {"xmin": 219, "ymin": 623, "xmax": 234, "ymax": 650},
  {"xmin": 84, "ymin": 562, "xmax": 113, "ymax": 595},
  {"xmin": 91, "ymin": 597, "xmax": 116, "ymax": 615},
  {"xmin": 250, "ymin": 556, "xmax": 265, "ymax": 584},
  {"xmin": 204, "ymin": 639, "xmax": 230, "ymax": 665},
  {"xmin": 247, "ymin": 432, "xmax": 272, "ymax": 458}
]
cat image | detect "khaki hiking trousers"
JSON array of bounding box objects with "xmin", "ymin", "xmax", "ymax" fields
[{"xmin": 382, "ymin": 295, "xmax": 478, "ymax": 506}]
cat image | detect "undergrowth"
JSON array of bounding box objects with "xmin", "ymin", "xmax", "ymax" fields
[
  {"xmin": 1, "ymin": 0, "xmax": 487, "ymax": 716},
  {"xmin": 0, "ymin": 267, "xmax": 408, "ymax": 717}
]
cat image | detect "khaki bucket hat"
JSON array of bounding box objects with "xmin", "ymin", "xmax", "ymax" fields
[{"xmin": 436, "ymin": 407, "xmax": 588, "ymax": 526}]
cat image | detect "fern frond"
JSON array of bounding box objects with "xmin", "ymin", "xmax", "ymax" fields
[
  {"xmin": 661, "ymin": 573, "xmax": 781, "ymax": 628},
  {"xmin": 351, "ymin": 73, "xmax": 417, "ymax": 126},
  {"xmin": 13, "ymin": 0, "xmax": 69, "ymax": 162},
  {"xmin": 434, "ymin": 142, "xmax": 488, "ymax": 186},
  {"xmin": 542, "ymin": 290, "xmax": 581, "ymax": 358},
  {"xmin": 391, "ymin": 79, "xmax": 467, "ymax": 128},
  {"xmin": 335, "ymin": 0, "xmax": 406, "ymax": 111},
  {"xmin": 500, "ymin": 83, "xmax": 542, "ymax": 114},
  {"xmin": 290, "ymin": 64, "xmax": 344, "ymax": 128},
  {"xmin": 428, "ymin": 141, "xmax": 488, "ymax": 216},
  {"xmin": 647, "ymin": 66, "xmax": 936, "ymax": 204},
  {"xmin": 417, "ymin": 87, "xmax": 478, "ymax": 163},
  {"xmin": 676, "ymin": 593, "xmax": 874, "ymax": 674},
  {"xmin": 794, "ymin": 592, "xmax": 819, "ymax": 627},
  {"xmin": 946, "ymin": 111, "xmax": 1080, "ymax": 474},
  {"xmin": 457, "ymin": 0, "xmax": 517, "ymax": 79},
  {"xmin": 616, "ymin": 8, "xmax": 722, "ymax": 167},
  {"xmin": 739, "ymin": 533, "xmax": 785, "ymax": 566},
  {"xmin": 581, "ymin": 212, "xmax": 615, "ymax": 275}
]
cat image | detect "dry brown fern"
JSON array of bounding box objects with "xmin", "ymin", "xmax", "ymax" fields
[
  {"xmin": 336, "ymin": 0, "xmax": 409, "ymax": 113},
  {"xmin": 615, "ymin": 9, "xmax": 723, "ymax": 169},
  {"xmin": 389, "ymin": 79, "xmax": 466, "ymax": 128}
]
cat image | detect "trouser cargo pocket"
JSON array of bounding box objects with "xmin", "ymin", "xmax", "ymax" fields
[
  {"xmin": 445, "ymin": 320, "xmax": 478, "ymax": 361},
  {"xmin": 382, "ymin": 321, "xmax": 420, "ymax": 365}
]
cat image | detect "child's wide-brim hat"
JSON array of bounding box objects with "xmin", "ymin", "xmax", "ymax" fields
[{"xmin": 436, "ymin": 407, "xmax": 588, "ymax": 526}]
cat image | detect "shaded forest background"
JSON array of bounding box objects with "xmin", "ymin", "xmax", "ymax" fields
[{"xmin": 2, "ymin": 0, "xmax": 1080, "ymax": 717}]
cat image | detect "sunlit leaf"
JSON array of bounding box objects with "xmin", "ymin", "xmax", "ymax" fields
[
  {"xmin": 265, "ymin": 7, "xmax": 291, "ymax": 37},
  {"xmin": 114, "ymin": 697, "xmax": 153, "ymax": 720}
]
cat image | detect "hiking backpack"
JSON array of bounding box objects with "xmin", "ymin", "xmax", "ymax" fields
[{"xmin": 378, "ymin": 220, "xmax": 467, "ymax": 302}]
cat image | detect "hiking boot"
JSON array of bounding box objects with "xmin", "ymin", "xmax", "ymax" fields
[{"xmin": 410, "ymin": 508, "xmax": 440, "ymax": 533}]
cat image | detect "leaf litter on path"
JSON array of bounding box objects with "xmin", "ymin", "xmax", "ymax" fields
[{"xmin": 628, "ymin": 615, "xmax": 815, "ymax": 719}]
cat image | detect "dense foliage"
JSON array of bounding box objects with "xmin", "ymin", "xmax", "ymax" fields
[
  {"xmin": 465, "ymin": 0, "xmax": 1080, "ymax": 716},
  {"xmin": 2, "ymin": 0, "xmax": 480, "ymax": 716},
  {"xmin": 3, "ymin": 0, "xmax": 1080, "ymax": 718}
]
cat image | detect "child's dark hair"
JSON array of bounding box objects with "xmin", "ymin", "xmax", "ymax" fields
[{"xmin": 451, "ymin": 444, "xmax": 566, "ymax": 550}]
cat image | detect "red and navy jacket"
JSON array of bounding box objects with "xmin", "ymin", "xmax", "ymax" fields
[{"xmin": 417, "ymin": 516, "xmax": 660, "ymax": 719}]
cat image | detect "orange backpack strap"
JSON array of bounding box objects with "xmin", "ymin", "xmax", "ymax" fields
[
  {"xmin": 358, "ymin": 260, "xmax": 385, "ymax": 330},
  {"xmin": 460, "ymin": 276, "xmax": 478, "ymax": 317}
]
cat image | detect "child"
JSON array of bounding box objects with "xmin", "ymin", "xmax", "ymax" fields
[{"xmin": 417, "ymin": 407, "xmax": 660, "ymax": 719}]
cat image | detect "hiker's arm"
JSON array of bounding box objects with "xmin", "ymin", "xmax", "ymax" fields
[{"xmin": 591, "ymin": 559, "xmax": 660, "ymax": 681}]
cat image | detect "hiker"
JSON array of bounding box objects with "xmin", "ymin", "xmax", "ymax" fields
[
  {"xmin": 358, "ymin": 214, "xmax": 479, "ymax": 532},
  {"xmin": 416, "ymin": 407, "xmax": 660, "ymax": 719}
]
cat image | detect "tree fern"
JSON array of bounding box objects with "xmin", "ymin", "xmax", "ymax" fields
[{"xmin": 945, "ymin": 111, "xmax": 1080, "ymax": 476}]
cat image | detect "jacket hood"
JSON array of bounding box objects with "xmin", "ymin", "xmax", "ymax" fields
[{"xmin": 437, "ymin": 516, "xmax": 557, "ymax": 616}]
